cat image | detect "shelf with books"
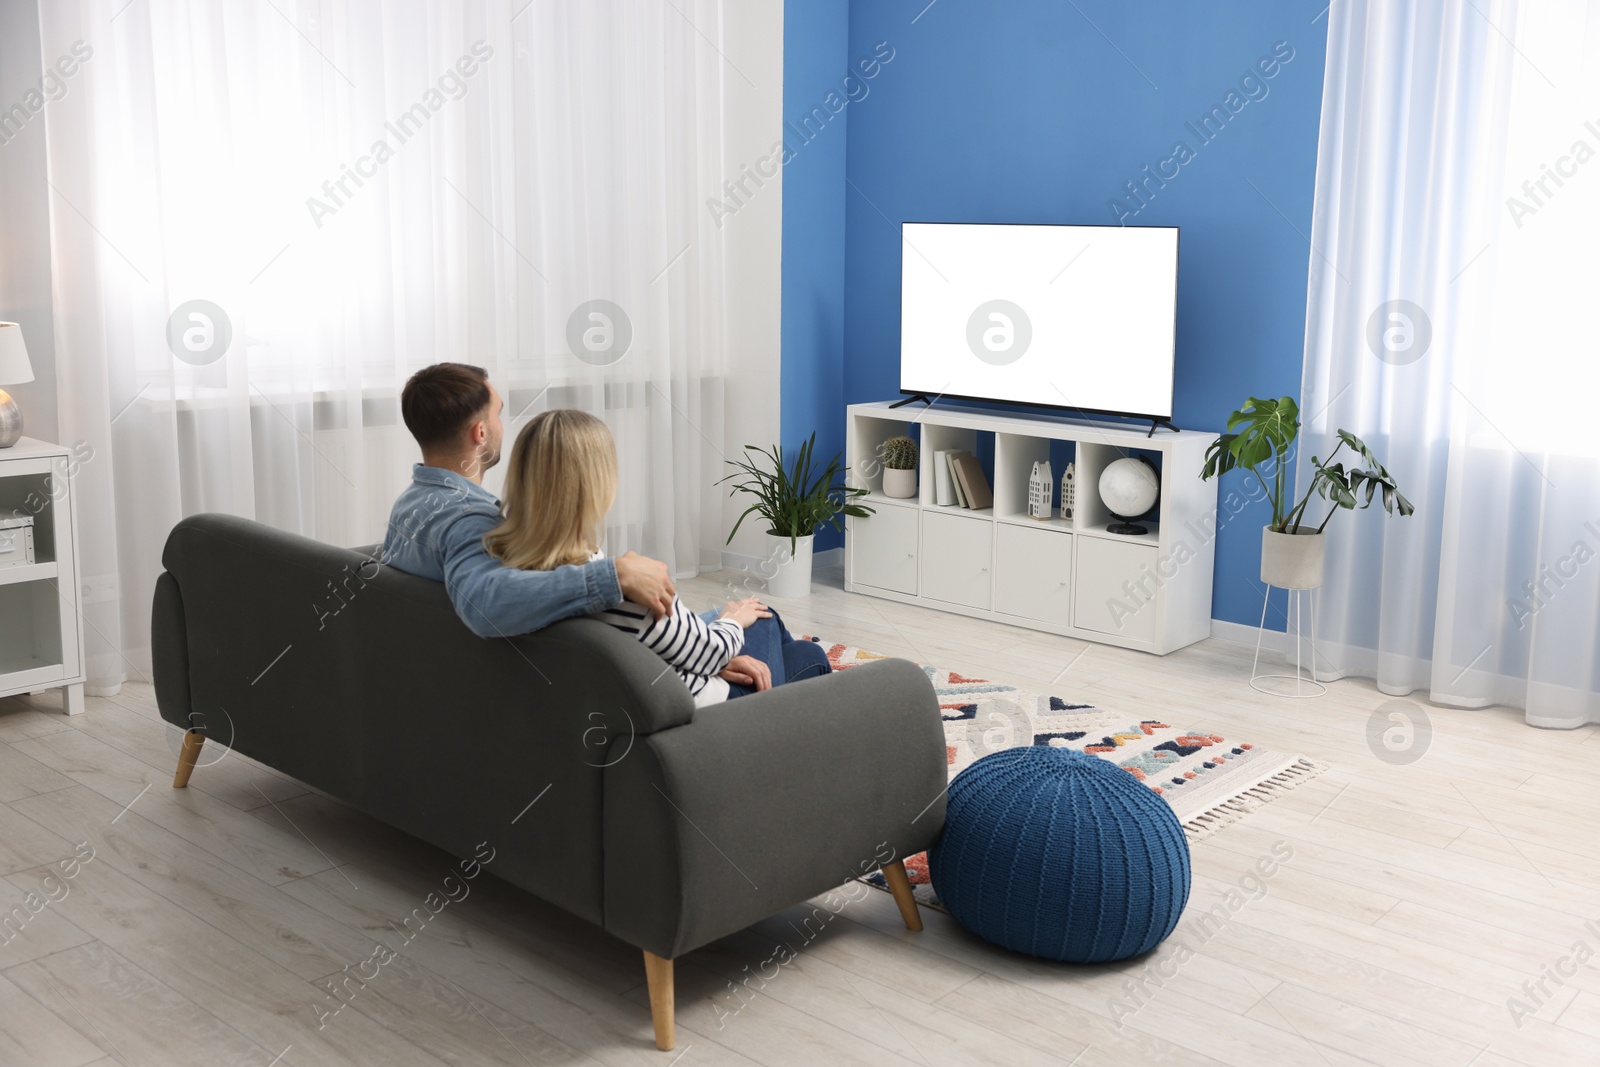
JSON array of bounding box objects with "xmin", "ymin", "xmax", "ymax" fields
[{"xmin": 924, "ymin": 427, "xmax": 994, "ymax": 512}]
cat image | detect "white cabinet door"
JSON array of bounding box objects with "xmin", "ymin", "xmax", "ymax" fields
[
  {"xmin": 921, "ymin": 511, "xmax": 993, "ymax": 610},
  {"xmin": 1074, "ymin": 536, "xmax": 1159, "ymax": 644},
  {"xmin": 995, "ymin": 523, "xmax": 1073, "ymax": 626},
  {"xmin": 848, "ymin": 502, "xmax": 919, "ymax": 594}
]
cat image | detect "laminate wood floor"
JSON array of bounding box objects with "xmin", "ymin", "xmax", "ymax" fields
[{"xmin": 2, "ymin": 558, "xmax": 1596, "ymax": 1066}]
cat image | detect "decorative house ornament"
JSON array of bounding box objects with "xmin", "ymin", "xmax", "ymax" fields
[
  {"xmin": 1061, "ymin": 462, "xmax": 1076, "ymax": 520},
  {"xmin": 1028, "ymin": 460, "xmax": 1054, "ymax": 520}
]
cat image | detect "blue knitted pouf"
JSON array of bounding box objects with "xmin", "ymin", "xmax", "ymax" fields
[{"xmin": 929, "ymin": 746, "xmax": 1191, "ymax": 962}]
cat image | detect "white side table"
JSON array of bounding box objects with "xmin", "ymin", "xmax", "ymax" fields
[{"xmin": 0, "ymin": 437, "xmax": 86, "ymax": 715}]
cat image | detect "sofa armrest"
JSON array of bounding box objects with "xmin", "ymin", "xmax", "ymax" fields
[
  {"xmin": 602, "ymin": 657, "xmax": 947, "ymax": 958},
  {"xmin": 151, "ymin": 572, "xmax": 193, "ymax": 727}
]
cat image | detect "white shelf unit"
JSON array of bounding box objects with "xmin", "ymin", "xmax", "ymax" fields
[
  {"xmin": 0, "ymin": 438, "xmax": 85, "ymax": 713},
  {"xmin": 845, "ymin": 402, "xmax": 1216, "ymax": 655}
]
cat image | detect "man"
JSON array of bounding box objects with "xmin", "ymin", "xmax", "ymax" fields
[{"xmin": 381, "ymin": 363, "xmax": 779, "ymax": 690}]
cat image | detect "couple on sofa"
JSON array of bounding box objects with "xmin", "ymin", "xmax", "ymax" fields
[{"xmin": 379, "ymin": 363, "xmax": 830, "ymax": 705}]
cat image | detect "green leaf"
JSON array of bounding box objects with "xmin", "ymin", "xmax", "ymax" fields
[
  {"xmin": 1233, "ymin": 435, "xmax": 1270, "ymax": 468},
  {"xmin": 722, "ymin": 431, "xmax": 867, "ymax": 545},
  {"xmin": 1203, "ymin": 396, "xmax": 1301, "ymax": 517}
]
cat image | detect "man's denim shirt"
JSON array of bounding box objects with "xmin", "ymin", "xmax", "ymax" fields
[{"xmin": 379, "ymin": 464, "xmax": 621, "ymax": 637}]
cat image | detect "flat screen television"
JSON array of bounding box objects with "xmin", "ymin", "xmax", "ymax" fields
[{"xmin": 899, "ymin": 222, "xmax": 1179, "ymax": 421}]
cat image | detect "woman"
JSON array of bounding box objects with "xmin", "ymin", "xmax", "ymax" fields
[{"xmin": 484, "ymin": 409, "xmax": 830, "ymax": 704}]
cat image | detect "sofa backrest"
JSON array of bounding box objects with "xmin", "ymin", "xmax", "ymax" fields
[{"xmin": 152, "ymin": 513, "xmax": 696, "ymax": 926}]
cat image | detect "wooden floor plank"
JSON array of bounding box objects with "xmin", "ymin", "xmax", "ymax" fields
[
  {"xmin": 11, "ymin": 860, "xmax": 456, "ymax": 1067},
  {"xmin": 0, "ymin": 864, "xmax": 96, "ymax": 968},
  {"xmin": 4, "ymin": 940, "xmax": 276, "ymax": 1067},
  {"xmin": 60, "ymin": 697, "xmax": 310, "ymax": 813},
  {"xmin": 0, "ymin": 697, "xmax": 75, "ymax": 744},
  {"xmin": 0, "ymin": 800, "xmax": 76, "ymax": 877},
  {"xmin": 8, "ymin": 785, "xmax": 381, "ymax": 981},
  {"xmin": 0, "ymin": 741, "xmax": 74, "ymax": 803},
  {"xmin": 12, "ymin": 727, "xmax": 339, "ymax": 885},
  {"xmin": 0, "ymin": 971, "xmax": 107, "ymax": 1067}
]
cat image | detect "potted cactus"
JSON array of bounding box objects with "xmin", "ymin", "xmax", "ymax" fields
[{"xmin": 881, "ymin": 435, "xmax": 919, "ymax": 498}]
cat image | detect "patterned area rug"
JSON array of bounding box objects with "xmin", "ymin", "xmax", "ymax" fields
[{"xmin": 809, "ymin": 639, "xmax": 1327, "ymax": 907}]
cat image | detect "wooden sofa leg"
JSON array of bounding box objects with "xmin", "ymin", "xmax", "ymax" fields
[
  {"xmin": 642, "ymin": 951, "xmax": 674, "ymax": 1050},
  {"xmin": 173, "ymin": 730, "xmax": 205, "ymax": 788},
  {"xmin": 882, "ymin": 858, "xmax": 923, "ymax": 932}
]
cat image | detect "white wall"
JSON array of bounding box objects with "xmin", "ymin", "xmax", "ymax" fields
[
  {"xmin": 718, "ymin": 1, "xmax": 785, "ymax": 564},
  {"xmin": 0, "ymin": 0, "xmax": 59, "ymax": 445}
]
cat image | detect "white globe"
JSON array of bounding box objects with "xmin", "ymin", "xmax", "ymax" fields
[{"xmin": 1098, "ymin": 457, "xmax": 1159, "ymax": 519}]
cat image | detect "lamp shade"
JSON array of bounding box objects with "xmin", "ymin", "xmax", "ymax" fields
[{"xmin": 0, "ymin": 323, "xmax": 34, "ymax": 386}]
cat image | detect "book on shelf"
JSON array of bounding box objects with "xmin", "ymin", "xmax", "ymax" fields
[
  {"xmin": 933, "ymin": 449, "xmax": 956, "ymax": 506},
  {"xmin": 951, "ymin": 454, "xmax": 993, "ymax": 510},
  {"xmin": 945, "ymin": 450, "xmax": 970, "ymax": 507}
]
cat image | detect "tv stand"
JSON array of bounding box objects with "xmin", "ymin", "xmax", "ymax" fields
[
  {"xmin": 1146, "ymin": 417, "xmax": 1178, "ymax": 437},
  {"xmin": 844, "ymin": 402, "xmax": 1217, "ymax": 655},
  {"xmin": 888, "ymin": 393, "xmax": 934, "ymax": 410}
]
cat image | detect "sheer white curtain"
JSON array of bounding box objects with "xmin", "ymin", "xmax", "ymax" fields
[
  {"xmin": 1304, "ymin": 0, "xmax": 1600, "ymax": 728},
  {"xmin": 39, "ymin": 1, "xmax": 728, "ymax": 692}
]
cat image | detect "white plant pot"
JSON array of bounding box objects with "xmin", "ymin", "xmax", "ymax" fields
[
  {"xmin": 1260, "ymin": 526, "xmax": 1325, "ymax": 590},
  {"xmin": 882, "ymin": 466, "xmax": 917, "ymax": 499},
  {"xmin": 764, "ymin": 533, "xmax": 815, "ymax": 598}
]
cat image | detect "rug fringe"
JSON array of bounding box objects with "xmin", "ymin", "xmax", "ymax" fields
[{"xmin": 1179, "ymin": 757, "xmax": 1330, "ymax": 842}]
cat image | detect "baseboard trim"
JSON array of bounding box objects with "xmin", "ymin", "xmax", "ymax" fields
[
  {"xmin": 1209, "ymin": 618, "xmax": 1291, "ymax": 653},
  {"xmin": 719, "ymin": 546, "xmax": 843, "ymax": 573}
]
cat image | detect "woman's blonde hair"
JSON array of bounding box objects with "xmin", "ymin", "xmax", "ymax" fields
[{"xmin": 485, "ymin": 409, "xmax": 617, "ymax": 571}]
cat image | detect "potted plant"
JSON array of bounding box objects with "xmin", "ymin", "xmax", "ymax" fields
[
  {"xmin": 722, "ymin": 432, "xmax": 873, "ymax": 597},
  {"xmin": 1201, "ymin": 396, "xmax": 1414, "ymax": 589},
  {"xmin": 881, "ymin": 435, "xmax": 918, "ymax": 498}
]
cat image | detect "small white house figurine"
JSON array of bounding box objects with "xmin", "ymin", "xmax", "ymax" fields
[
  {"xmin": 1061, "ymin": 462, "xmax": 1076, "ymax": 520},
  {"xmin": 1028, "ymin": 460, "xmax": 1054, "ymax": 520}
]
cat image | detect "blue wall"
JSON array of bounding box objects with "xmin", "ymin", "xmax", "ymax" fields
[
  {"xmin": 784, "ymin": 1, "xmax": 1328, "ymax": 624},
  {"xmin": 779, "ymin": 0, "xmax": 851, "ymax": 551}
]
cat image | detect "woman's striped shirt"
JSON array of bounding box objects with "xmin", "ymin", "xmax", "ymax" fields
[{"xmin": 597, "ymin": 596, "xmax": 744, "ymax": 706}]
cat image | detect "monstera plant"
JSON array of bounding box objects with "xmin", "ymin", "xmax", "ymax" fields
[{"xmin": 1201, "ymin": 395, "xmax": 1413, "ymax": 588}]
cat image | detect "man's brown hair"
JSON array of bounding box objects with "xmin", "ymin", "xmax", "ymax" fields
[{"xmin": 401, "ymin": 363, "xmax": 491, "ymax": 448}]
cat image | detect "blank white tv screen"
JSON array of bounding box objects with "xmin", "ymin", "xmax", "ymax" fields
[{"xmin": 900, "ymin": 223, "xmax": 1179, "ymax": 419}]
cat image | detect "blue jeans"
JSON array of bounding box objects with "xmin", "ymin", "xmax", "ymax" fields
[{"xmin": 701, "ymin": 609, "xmax": 831, "ymax": 699}]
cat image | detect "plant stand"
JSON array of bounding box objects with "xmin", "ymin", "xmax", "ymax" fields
[{"xmin": 1250, "ymin": 584, "xmax": 1327, "ymax": 698}]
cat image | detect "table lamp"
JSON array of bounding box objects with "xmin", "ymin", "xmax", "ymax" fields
[{"xmin": 0, "ymin": 322, "xmax": 34, "ymax": 448}]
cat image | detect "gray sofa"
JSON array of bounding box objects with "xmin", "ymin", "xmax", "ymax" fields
[{"xmin": 150, "ymin": 514, "xmax": 946, "ymax": 1050}]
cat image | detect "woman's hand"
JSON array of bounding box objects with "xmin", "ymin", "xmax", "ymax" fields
[
  {"xmin": 718, "ymin": 597, "xmax": 772, "ymax": 629},
  {"xmin": 720, "ymin": 654, "xmax": 772, "ymax": 691}
]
